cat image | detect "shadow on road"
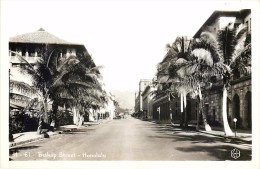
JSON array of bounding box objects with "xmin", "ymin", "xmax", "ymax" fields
[
  {"xmin": 140, "ymin": 120, "xmax": 251, "ymax": 160},
  {"xmin": 175, "ymin": 144, "xmax": 251, "ymax": 161},
  {"xmin": 62, "ymin": 128, "xmax": 96, "ymax": 135}
]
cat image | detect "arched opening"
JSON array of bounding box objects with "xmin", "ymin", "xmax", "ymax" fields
[
  {"xmin": 232, "ymin": 94, "xmax": 240, "ymax": 128},
  {"xmin": 244, "ymin": 91, "xmax": 251, "ymax": 129}
]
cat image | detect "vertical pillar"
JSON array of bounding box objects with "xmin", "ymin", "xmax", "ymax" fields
[
  {"xmin": 240, "ymin": 88, "xmax": 245, "ymax": 128},
  {"xmin": 140, "ymin": 93, "xmax": 142, "ymax": 111},
  {"xmin": 25, "ymin": 50, "xmax": 29, "ymax": 57}
]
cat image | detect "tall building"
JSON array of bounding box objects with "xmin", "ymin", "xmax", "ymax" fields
[
  {"xmin": 141, "ymin": 85, "xmax": 155, "ymax": 119},
  {"xmin": 134, "ymin": 79, "xmax": 152, "ymax": 112}
]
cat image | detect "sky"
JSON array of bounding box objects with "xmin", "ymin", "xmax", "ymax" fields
[{"xmin": 1, "ymin": 0, "xmax": 253, "ymax": 92}]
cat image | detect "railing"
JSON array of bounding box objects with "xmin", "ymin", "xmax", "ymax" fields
[{"xmin": 10, "ymin": 56, "xmax": 40, "ymax": 64}]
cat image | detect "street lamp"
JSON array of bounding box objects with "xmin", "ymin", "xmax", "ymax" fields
[
  {"xmin": 157, "ymin": 107, "xmax": 160, "ymax": 121},
  {"xmin": 233, "ymin": 118, "xmax": 237, "ymax": 137}
]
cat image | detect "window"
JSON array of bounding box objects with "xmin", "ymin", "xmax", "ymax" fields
[
  {"xmin": 22, "ymin": 47, "xmax": 26, "ymax": 56},
  {"xmin": 213, "ymin": 107, "xmax": 216, "ymax": 122},
  {"xmin": 12, "ymin": 64, "xmax": 20, "ymax": 68},
  {"xmin": 62, "ymin": 49, "xmax": 66, "ymax": 57},
  {"xmin": 245, "ymin": 20, "xmax": 249, "ymax": 32}
]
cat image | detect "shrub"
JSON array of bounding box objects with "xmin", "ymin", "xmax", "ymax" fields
[
  {"xmin": 55, "ymin": 110, "xmax": 73, "ymax": 126},
  {"xmin": 9, "ymin": 112, "xmax": 39, "ymax": 134}
]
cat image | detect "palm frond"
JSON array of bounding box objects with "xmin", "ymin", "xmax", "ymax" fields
[
  {"xmin": 217, "ymin": 26, "xmax": 237, "ymax": 65},
  {"xmin": 10, "ymin": 80, "xmax": 38, "ymax": 95},
  {"xmin": 10, "ymin": 93, "xmax": 31, "ymax": 101},
  {"xmin": 191, "ymin": 48, "xmax": 213, "ymax": 66}
]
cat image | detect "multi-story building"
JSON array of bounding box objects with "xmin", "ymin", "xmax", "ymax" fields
[
  {"xmin": 134, "ymin": 91, "xmax": 140, "ymax": 113},
  {"xmin": 193, "ymin": 9, "xmax": 251, "ymax": 129},
  {"xmin": 141, "ymin": 85, "xmax": 155, "ymax": 119},
  {"xmin": 134, "ymin": 79, "xmax": 152, "ymax": 113},
  {"xmin": 193, "ymin": 10, "xmax": 251, "ymax": 38},
  {"xmin": 9, "ymin": 28, "xmax": 97, "ymax": 114}
]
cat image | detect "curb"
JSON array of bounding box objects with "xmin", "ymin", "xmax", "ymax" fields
[
  {"xmin": 9, "ymin": 120, "xmax": 112, "ymax": 147},
  {"xmin": 9, "ymin": 132, "xmax": 62, "ymax": 148},
  {"xmin": 197, "ymin": 130, "xmax": 252, "ymax": 144}
]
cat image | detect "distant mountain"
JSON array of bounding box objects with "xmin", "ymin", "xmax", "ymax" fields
[{"xmin": 111, "ymin": 90, "xmax": 135, "ymax": 109}]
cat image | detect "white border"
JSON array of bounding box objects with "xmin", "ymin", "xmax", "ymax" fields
[{"xmin": 1, "ymin": 0, "xmax": 260, "ymax": 169}]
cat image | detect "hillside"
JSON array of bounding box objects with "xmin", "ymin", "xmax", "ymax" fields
[{"xmin": 111, "ymin": 90, "xmax": 135, "ymax": 110}]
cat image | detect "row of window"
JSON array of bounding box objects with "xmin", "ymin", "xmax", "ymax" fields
[{"xmin": 9, "ymin": 47, "xmax": 76, "ymax": 57}]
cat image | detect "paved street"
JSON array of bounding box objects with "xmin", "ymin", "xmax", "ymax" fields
[{"xmin": 9, "ymin": 116, "xmax": 251, "ymax": 161}]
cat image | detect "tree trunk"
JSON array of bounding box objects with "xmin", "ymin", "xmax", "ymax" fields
[
  {"xmin": 222, "ymin": 86, "xmax": 234, "ymax": 136},
  {"xmin": 197, "ymin": 86, "xmax": 211, "ymax": 132},
  {"xmin": 180, "ymin": 93, "xmax": 184, "ymax": 127},
  {"xmin": 183, "ymin": 94, "xmax": 188, "ymax": 128},
  {"xmin": 78, "ymin": 114, "xmax": 84, "ymax": 127},
  {"xmin": 52, "ymin": 101, "xmax": 58, "ymax": 126},
  {"xmin": 37, "ymin": 97, "xmax": 48, "ymax": 134},
  {"xmin": 73, "ymin": 106, "xmax": 79, "ymax": 125},
  {"xmin": 196, "ymin": 95, "xmax": 200, "ymax": 130},
  {"xmin": 43, "ymin": 98, "xmax": 48, "ymax": 123}
]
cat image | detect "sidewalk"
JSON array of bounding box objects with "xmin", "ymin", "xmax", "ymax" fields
[
  {"xmin": 197, "ymin": 126, "xmax": 252, "ymax": 143},
  {"xmin": 148, "ymin": 119, "xmax": 252, "ymax": 143},
  {"xmin": 171, "ymin": 123, "xmax": 252, "ymax": 143},
  {"xmin": 9, "ymin": 119, "xmax": 111, "ymax": 147}
]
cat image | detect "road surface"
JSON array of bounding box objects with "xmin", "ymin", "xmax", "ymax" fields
[{"xmin": 10, "ymin": 116, "xmax": 251, "ymax": 161}]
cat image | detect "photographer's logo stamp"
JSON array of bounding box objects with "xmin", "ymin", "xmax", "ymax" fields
[{"xmin": 231, "ymin": 148, "xmax": 240, "ymax": 159}]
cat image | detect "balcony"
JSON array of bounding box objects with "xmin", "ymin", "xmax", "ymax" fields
[{"xmin": 10, "ymin": 55, "xmax": 40, "ymax": 64}]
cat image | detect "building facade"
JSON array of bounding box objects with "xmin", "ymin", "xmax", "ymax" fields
[
  {"xmin": 134, "ymin": 79, "xmax": 152, "ymax": 113},
  {"xmin": 9, "ymin": 28, "xmax": 110, "ymax": 123},
  {"xmin": 9, "ymin": 28, "xmax": 89, "ymax": 110},
  {"xmin": 152, "ymin": 94, "xmax": 198, "ymax": 124},
  {"xmin": 141, "ymin": 85, "xmax": 155, "ymax": 119}
]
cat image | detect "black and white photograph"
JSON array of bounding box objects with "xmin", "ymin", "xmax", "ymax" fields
[{"xmin": 0, "ymin": 0, "xmax": 259, "ymax": 169}]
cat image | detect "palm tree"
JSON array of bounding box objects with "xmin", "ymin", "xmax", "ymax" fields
[
  {"xmin": 156, "ymin": 36, "xmax": 192, "ymax": 127},
  {"xmin": 10, "ymin": 46, "xmax": 80, "ymax": 124},
  {"xmin": 185, "ymin": 23, "xmax": 250, "ymax": 135},
  {"xmin": 174, "ymin": 33, "xmax": 228, "ymax": 131},
  {"xmin": 216, "ymin": 23, "xmax": 250, "ymax": 136},
  {"xmin": 49, "ymin": 50, "xmax": 106, "ymax": 126},
  {"xmin": 10, "ymin": 45, "xmax": 106, "ymax": 129},
  {"xmin": 166, "ymin": 31, "xmax": 232, "ymax": 131}
]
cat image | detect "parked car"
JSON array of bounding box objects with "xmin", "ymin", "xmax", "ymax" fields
[{"xmin": 113, "ymin": 116, "xmax": 121, "ymax": 120}]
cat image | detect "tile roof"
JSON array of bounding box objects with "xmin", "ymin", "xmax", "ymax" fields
[{"xmin": 9, "ymin": 28, "xmax": 82, "ymax": 45}]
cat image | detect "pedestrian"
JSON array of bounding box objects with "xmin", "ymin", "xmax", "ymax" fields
[
  {"xmin": 50, "ymin": 120, "xmax": 55, "ymax": 132},
  {"xmin": 37, "ymin": 118, "xmax": 44, "ymax": 135}
]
